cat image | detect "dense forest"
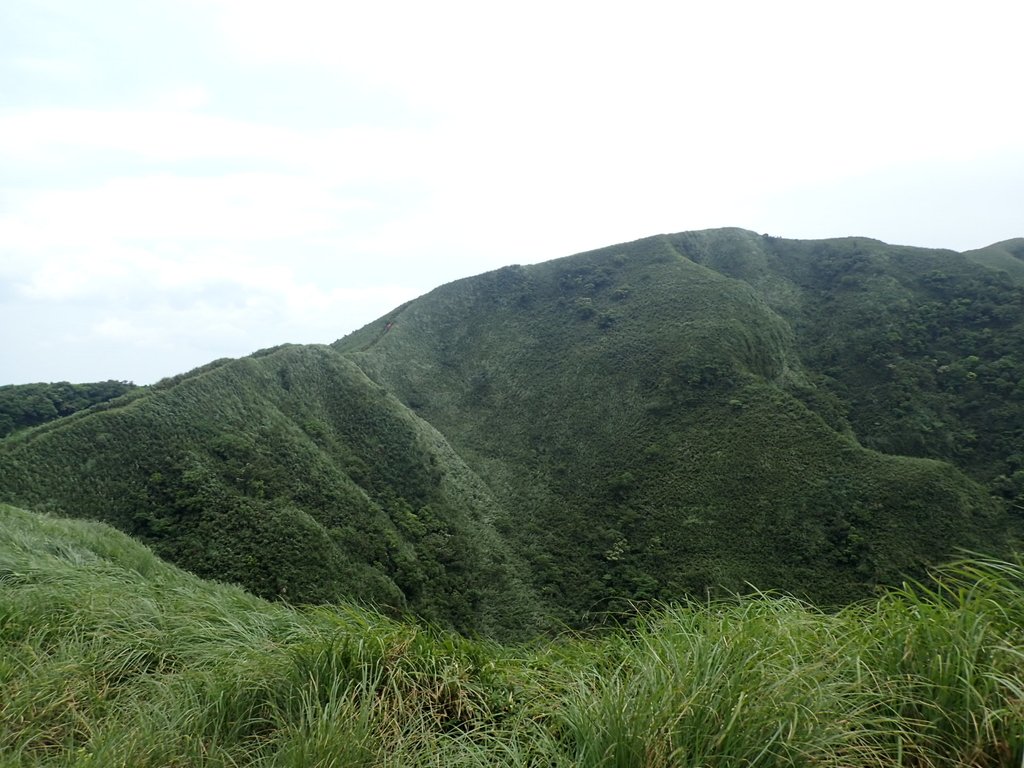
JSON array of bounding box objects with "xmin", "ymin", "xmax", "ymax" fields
[
  {"xmin": 1, "ymin": 229, "xmax": 1023, "ymax": 634},
  {"xmin": 0, "ymin": 380, "xmax": 137, "ymax": 438}
]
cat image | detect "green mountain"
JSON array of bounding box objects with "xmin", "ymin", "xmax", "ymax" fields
[
  {"xmin": 0, "ymin": 379, "xmax": 137, "ymax": 437},
  {"xmin": 965, "ymin": 237, "xmax": 1024, "ymax": 283},
  {"xmin": 335, "ymin": 231, "xmax": 1021, "ymax": 618},
  {"xmin": 1, "ymin": 228, "xmax": 1022, "ymax": 634},
  {"xmin": 0, "ymin": 349, "xmax": 538, "ymax": 637}
]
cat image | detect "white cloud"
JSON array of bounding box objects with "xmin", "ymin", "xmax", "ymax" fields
[
  {"xmin": 2, "ymin": 0, "xmax": 1023, "ymax": 384},
  {"xmin": 0, "ymin": 108, "xmax": 401, "ymax": 170},
  {"xmin": 2, "ymin": 231, "xmax": 422, "ymax": 383},
  {"xmin": 0, "ymin": 173, "xmax": 373, "ymax": 253},
  {"xmin": 12, "ymin": 55, "xmax": 83, "ymax": 79},
  {"xmin": 0, "ymin": 108, "xmax": 277, "ymax": 163},
  {"xmin": 209, "ymin": 0, "xmax": 1024, "ymax": 170},
  {"xmin": 150, "ymin": 85, "xmax": 212, "ymax": 112}
]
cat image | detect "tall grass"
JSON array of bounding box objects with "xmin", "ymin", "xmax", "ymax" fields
[
  {"xmin": 2, "ymin": 504, "xmax": 1022, "ymax": 766},
  {"xmin": 845, "ymin": 556, "xmax": 1024, "ymax": 766},
  {"xmin": 555, "ymin": 595, "xmax": 906, "ymax": 767}
]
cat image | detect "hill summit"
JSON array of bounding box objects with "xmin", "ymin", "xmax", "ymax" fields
[{"xmin": 2, "ymin": 228, "xmax": 1022, "ymax": 635}]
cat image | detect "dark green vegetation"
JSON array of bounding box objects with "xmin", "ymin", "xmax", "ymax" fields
[
  {"xmin": 672, "ymin": 231, "xmax": 1024, "ymax": 488},
  {"xmin": 0, "ymin": 350, "xmax": 535, "ymax": 638},
  {"xmin": 966, "ymin": 238, "xmax": 1024, "ymax": 283},
  {"xmin": 0, "ymin": 380, "xmax": 137, "ymax": 438},
  {"xmin": 1, "ymin": 229, "xmax": 1023, "ymax": 633},
  {"xmin": 335, "ymin": 230, "xmax": 1023, "ymax": 620},
  {"xmin": 3, "ymin": 503, "xmax": 1023, "ymax": 766}
]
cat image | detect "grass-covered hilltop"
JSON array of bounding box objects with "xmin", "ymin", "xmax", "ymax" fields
[
  {"xmin": 3, "ymin": 228, "xmax": 1024, "ymax": 765},
  {"xmin": 2, "ymin": 228, "xmax": 1024, "ymax": 638}
]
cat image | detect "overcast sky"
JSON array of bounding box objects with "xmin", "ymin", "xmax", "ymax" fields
[{"xmin": 2, "ymin": 0, "xmax": 1022, "ymax": 385}]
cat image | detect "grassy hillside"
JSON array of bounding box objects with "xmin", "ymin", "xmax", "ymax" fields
[
  {"xmin": 965, "ymin": 238, "xmax": 1024, "ymax": 283},
  {"xmin": 671, "ymin": 229, "xmax": 1024, "ymax": 495},
  {"xmin": 1, "ymin": 228, "xmax": 1020, "ymax": 634},
  {"xmin": 0, "ymin": 347, "xmax": 539, "ymax": 638},
  {"xmin": 337, "ymin": 234, "xmax": 1013, "ymax": 622},
  {"xmin": 3, "ymin": 503, "xmax": 1023, "ymax": 767}
]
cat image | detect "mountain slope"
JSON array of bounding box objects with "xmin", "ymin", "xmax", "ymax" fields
[
  {"xmin": 668, "ymin": 229, "xmax": 1024, "ymax": 491},
  {"xmin": 965, "ymin": 237, "xmax": 1024, "ymax": 282},
  {"xmin": 0, "ymin": 379, "xmax": 137, "ymax": 437},
  {"xmin": 0, "ymin": 345, "xmax": 539, "ymax": 637},
  {"xmin": 1, "ymin": 228, "xmax": 1020, "ymax": 633},
  {"xmin": 4, "ymin": 503, "xmax": 1022, "ymax": 766},
  {"xmin": 335, "ymin": 233, "xmax": 1013, "ymax": 620}
]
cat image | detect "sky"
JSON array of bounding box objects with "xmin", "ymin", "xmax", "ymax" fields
[{"xmin": 2, "ymin": 0, "xmax": 1022, "ymax": 385}]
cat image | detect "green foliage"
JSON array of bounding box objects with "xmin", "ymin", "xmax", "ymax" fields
[
  {"xmin": 673, "ymin": 230, "xmax": 1024, "ymax": 488},
  {"xmin": 0, "ymin": 348, "xmax": 540, "ymax": 638},
  {"xmin": 965, "ymin": 238, "xmax": 1024, "ymax": 283},
  {"xmin": 1, "ymin": 228, "xmax": 1021, "ymax": 635},
  {"xmin": 2, "ymin": 504, "xmax": 1022, "ymax": 766},
  {"xmin": 0, "ymin": 380, "xmax": 137, "ymax": 437},
  {"xmin": 336, "ymin": 231, "xmax": 1015, "ymax": 626}
]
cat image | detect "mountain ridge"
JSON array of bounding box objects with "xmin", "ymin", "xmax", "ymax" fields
[
  {"xmin": 2, "ymin": 228, "xmax": 1022, "ymax": 634},
  {"xmin": 334, "ymin": 231, "xmax": 1017, "ymax": 619}
]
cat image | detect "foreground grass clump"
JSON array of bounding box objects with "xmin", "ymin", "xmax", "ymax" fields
[{"xmin": 2, "ymin": 503, "xmax": 1022, "ymax": 767}]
